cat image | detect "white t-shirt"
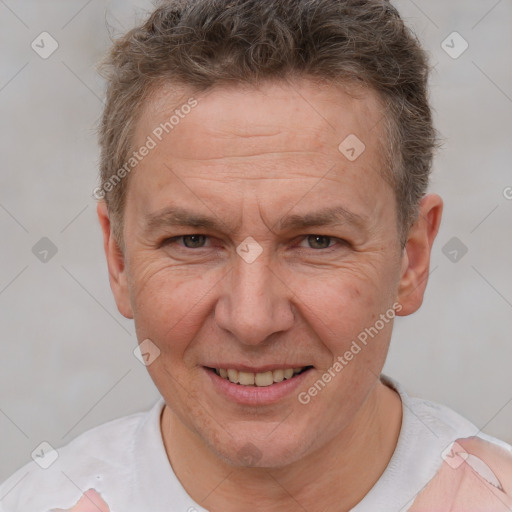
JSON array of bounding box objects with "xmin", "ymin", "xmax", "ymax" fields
[{"xmin": 1, "ymin": 374, "xmax": 510, "ymax": 512}]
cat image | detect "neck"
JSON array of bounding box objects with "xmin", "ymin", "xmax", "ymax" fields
[{"xmin": 161, "ymin": 379, "xmax": 402, "ymax": 512}]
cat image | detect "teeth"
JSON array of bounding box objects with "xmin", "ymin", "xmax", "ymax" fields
[
  {"xmin": 255, "ymin": 371, "xmax": 273, "ymax": 387},
  {"xmin": 215, "ymin": 367, "xmax": 306, "ymax": 386},
  {"xmin": 273, "ymin": 369, "xmax": 284, "ymax": 382},
  {"xmin": 238, "ymin": 371, "xmax": 255, "ymax": 385},
  {"xmin": 227, "ymin": 369, "xmax": 239, "ymax": 384}
]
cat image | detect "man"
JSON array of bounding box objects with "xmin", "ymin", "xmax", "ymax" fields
[{"xmin": 1, "ymin": 1, "xmax": 511, "ymax": 511}]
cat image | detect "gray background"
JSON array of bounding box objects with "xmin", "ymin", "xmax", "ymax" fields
[{"xmin": 1, "ymin": 0, "xmax": 511, "ymax": 483}]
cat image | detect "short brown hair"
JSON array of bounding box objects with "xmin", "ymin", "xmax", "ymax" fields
[{"xmin": 98, "ymin": 0, "xmax": 437, "ymax": 248}]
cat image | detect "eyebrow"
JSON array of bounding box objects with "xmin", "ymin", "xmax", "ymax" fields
[{"xmin": 144, "ymin": 205, "xmax": 368, "ymax": 234}]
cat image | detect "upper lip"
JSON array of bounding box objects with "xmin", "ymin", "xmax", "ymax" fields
[{"xmin": 204, "ymin": 364, "xmax": 313, "ymax": 373}]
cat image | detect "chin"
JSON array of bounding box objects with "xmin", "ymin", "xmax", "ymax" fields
[{"xmin": 209, "ymin": 429, "xmax": 314, "ymax": 469}]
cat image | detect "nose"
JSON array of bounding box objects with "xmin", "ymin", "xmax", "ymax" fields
[{"xmin": 214, "ymin": 250, "xmax": 295, "ymax": 346}]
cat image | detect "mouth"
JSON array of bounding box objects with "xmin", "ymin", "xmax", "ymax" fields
[{"xmin": 205, "ymin": 366, "xmax": 314, "ymax": 387}]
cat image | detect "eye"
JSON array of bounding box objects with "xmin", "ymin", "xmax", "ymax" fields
[
  {"xmin": 298, "ymin": 235, "xmax": 341, "ymax": 250},
  {"xmin": 162, "ymin": 234, "xmax": 209, "ymax": 249},
  {"xmin": 160, "ymin": 234, "xmax": 346, "ymax": 252}
]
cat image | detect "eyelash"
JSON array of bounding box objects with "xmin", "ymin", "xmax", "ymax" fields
[{"xmin": 161, "ymin": 234, "xmax": 347, "ymax": 252}]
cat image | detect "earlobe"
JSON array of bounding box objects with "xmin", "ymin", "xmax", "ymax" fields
[
  {"xmin": 396, "ymin": 194, "xmax": 443, "ymax": 316},
  {"xmin": 96, "ymin": 202, "xmax": 134, "ymax": 319}
]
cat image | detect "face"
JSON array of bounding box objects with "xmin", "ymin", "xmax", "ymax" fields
[{"xmin": 100, "ymin": 78, "xmax": 438, "ymax": 468}]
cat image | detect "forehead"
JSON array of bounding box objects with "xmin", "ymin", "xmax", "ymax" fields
[
  {"xmin": 125, "ymin": 78, "xmax": 394, "ymax": 237},
  {"xmin": 133, "ymin": 78, "xmax": 386, "ymax": 163}
]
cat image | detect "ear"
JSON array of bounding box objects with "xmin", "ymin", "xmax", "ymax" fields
[
  {"xmin": 97, "ymin": 201, "xmax": 134, "ymax": 319},
  {"xmin": 396, "ymin": 194, "xmax": 443, "ymax": 316}
]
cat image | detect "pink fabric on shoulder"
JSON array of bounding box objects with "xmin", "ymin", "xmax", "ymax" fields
[
  {"xmin": 51, "ymin": 489, "xmax": 111, "ymax": 512},
  {"xmin": 409, "ymin": 436, "xmax": 512, "ymax": 511}
]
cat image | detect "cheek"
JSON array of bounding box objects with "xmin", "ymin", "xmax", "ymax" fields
[
  {"xmin": 292, "ymin": 265, "xmax": 396, "ymax": 364},
  {"xmin": 128, "ymin": 260, "xmax": 217, "ymax": 358},
  {"xmin": 295, "ymin": 271, "xmax": 376, "ymax": 331}
]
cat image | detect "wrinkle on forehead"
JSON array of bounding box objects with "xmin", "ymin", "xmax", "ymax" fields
[{"xmin": 132, "ymin": 78, "xmax": 385, "ymax": 163}]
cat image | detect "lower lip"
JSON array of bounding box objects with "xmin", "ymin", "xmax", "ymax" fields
[{"xmin": 204, "ymin": 367, "xmax": 313, "ymax": 405}]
